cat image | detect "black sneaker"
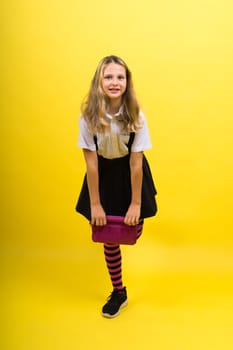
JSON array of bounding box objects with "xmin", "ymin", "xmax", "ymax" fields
[{"xmin": 102, "ymin": 287, "xmax": 128, "ymax": 318}]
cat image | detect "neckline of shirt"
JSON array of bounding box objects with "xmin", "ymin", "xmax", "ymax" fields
[{"xmin": 105, "ymin": 106, "xmax": 123, "ymax": 120}]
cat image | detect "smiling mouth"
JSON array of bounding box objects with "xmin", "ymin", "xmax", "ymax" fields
[{"xmin": 109, "ymin": 88, "xmax": 120, "ymax": 92}]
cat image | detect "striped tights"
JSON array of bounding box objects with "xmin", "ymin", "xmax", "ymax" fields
[{"xmin": 104, "ymin": 224, "xmax": 143, "ymax": 290}]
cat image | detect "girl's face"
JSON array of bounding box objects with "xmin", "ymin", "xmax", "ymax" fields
[{"xmin": 101, "ymin": 63, "xmax": 127, "ymax": 103}]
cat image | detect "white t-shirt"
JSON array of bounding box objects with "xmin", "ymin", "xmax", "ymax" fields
[{"xmin": 78, "ymin": 111, "xmax": 152, "ymax": 159}]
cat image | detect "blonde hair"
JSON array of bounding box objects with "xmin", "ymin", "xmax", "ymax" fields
[{"xmin": 81, "ymin": 55, "xmax": 142, "ymax": 134}]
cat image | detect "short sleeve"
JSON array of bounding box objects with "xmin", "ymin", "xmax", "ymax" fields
[
  {"xmin": 131, "ymin": 112, "xmax": 152, "ymax": 152},
  {"xmin": 78, "ymin": 117, "xmax": 96, "ymax": 151}
]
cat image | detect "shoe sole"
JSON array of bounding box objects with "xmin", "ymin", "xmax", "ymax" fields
[{"xmin": 102, "ymin": 299, "xmax": 128, "ymax": 318}]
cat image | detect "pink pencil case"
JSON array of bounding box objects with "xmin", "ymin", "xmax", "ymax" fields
[{"xmin": 91, "ymin": 215, "xmax": 141, "ymax": 245}]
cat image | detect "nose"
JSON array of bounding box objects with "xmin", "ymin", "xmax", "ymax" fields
[{"xmin": 112, "ymin": 77, "xmax": 118, "ymax": 85}]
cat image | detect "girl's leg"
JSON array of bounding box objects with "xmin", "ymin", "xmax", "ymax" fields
[
  {"xmin": 103, "ymin": 223, "xmax": 143, "ymax": 290},
  {"xmin": 103, "ymin": 243, "xmax": 123, "ymax": 290},
  {"xmin": 102, "ymin": 243, "xmax": 127, "ymax": 317},
  {"xmin": 102, "ymin": 224, "xmax": 143, "ymax": 318}
]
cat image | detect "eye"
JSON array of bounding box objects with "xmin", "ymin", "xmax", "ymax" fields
[
  {"xmin": 118, "ymin": 75, "xmax": 125, "ymax": 80},
  {"xmin": 104, "ymin": 75, "xmax": 112, "ymax": 80}
]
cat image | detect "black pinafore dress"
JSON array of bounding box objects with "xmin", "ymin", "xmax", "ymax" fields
[{"xmin": 76, "ymin": 133, "xmax": 157, "ymax": 221}]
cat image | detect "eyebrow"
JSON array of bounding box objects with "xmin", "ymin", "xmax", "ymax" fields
[{"xmin": 103, "ymin": 74, "xmax": 126, "ymax": 77}]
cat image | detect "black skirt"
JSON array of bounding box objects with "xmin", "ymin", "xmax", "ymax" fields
[{"xmin": 76, "ymin": 153, "xmax": 157, "ymax": 221}]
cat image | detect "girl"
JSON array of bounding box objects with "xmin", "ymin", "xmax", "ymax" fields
[{"xmin": 76, "ymin": 55, "xmax": 157, "ymax": 318}]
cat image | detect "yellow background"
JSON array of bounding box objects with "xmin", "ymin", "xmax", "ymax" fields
[{"xmin": 2, "ymin": 0, "xmax": 233, "ymax": 349}]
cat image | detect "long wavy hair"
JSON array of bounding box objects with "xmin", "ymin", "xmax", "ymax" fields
[{"xmin": 81, "ymin": 55, "xmax": 142, "ymax": 134}]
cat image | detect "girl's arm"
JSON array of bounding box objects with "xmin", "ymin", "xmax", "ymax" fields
[
  {"xmin": 124, "ymin": 151, "xmax": 143, "ymax": 225},
  {"xmin": 83, "ymin": 149, "xmax": 106, "ymax": 226}
]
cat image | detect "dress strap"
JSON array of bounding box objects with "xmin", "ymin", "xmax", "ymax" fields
[
  {"xmin": 127, "ymin": 132, "xmax": 135, "ymax": 153},
  {"xmin": 93, "ymin": 135, "xmax": 98, "ymax": 151}
]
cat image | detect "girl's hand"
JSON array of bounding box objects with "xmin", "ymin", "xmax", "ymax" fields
[
  {"xmin": 124, "ymin": 203, "xmax": 141, "ymax": 226},
  {"xmin": 91, "ymin": 204, "xmax": 106, "ymax": 226}
]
